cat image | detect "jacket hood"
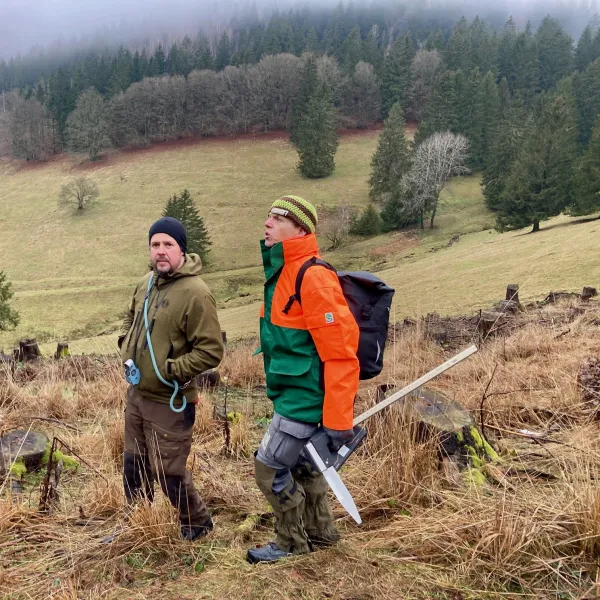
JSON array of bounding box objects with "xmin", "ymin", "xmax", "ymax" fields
[{"xmin": 156, "ymin": 253, "xmax": 202, "ymax": 284}]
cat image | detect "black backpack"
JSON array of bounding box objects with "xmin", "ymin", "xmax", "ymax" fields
[{"xmin": 282, "ymin": 257, "xmax": 395, "ymax": 380}]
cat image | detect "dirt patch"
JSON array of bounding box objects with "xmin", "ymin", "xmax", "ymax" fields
[{"xmin": 368, "ymin": 232, "xmax": 419, "ymax": 258}]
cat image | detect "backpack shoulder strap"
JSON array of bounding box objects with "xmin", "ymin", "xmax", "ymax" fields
[{"xmin": 282, "ymin": 257, "xmax": 335, "ymax": 314}]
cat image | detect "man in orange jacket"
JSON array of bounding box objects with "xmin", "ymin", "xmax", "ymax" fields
[{"xmin": 247, "ymin": 195, "xmax": 360, "ymax": 564}]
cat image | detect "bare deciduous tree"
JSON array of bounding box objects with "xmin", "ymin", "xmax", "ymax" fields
[
  {"xmin": 10, "ymin": 96, "xmax": 53, "ymax": 161},
  {"xmin": 252, "ymin": 54, "xmax": 302, "ymax": 131},
  {"xmin": 345, "ymin": 61, "xmax": 381, "ymax": 128},
  {"xmin": 60, "ymin": 177, "xmax": 99, "ymax": 211},
  {"xmin": 217, "ymin": 65, "xmax": 254, "ymax": 134},
  {"xmin": 401, "ymin": 132, "xmax": 469, "ymax": 229},
  {"xmin": 322, "ymin": 201, "xmax": 355, "ymax": 249},
  {"xmin": 66, "ymin": 88, "xmax": 111, "ymax": 161},
  {"xmin": 316, "ymin": 55, "xmax": 346, "ymax": 109},
  {"xmin": 187, "ymin": 69, "xmax": 222, "ymax": 135}
]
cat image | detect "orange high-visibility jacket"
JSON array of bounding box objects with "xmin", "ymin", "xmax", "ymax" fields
[{"xmin": 259, "ymin": 234, "xmax": 360, "ymax": 430}]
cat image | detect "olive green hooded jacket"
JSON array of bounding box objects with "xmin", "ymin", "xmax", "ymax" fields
[{"xmin": 119, "ymin": 254, "xmax": 224, "ymax": 406}]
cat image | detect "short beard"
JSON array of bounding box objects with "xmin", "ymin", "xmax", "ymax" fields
[{"xmin": 152, "ymin": 261, "xmax": 174, "ymax": 276}]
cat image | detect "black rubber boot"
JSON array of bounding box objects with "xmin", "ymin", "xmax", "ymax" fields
[{"xmin": 247, "ymin": 542, "xmax": 291, "ymax": 564}]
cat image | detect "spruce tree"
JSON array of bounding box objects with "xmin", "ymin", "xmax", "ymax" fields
[
  {"xmin": 306, "ymin": 28, "xmax": 319, "ymax": 53},
  {"xmin": 573, "ymin": 58, "xmax": 600, "ymax": 146},
  {"xmin": 0, "ymin": 271, "xmax": 19, "ymax": 332},
  {"xmin": 380, "ymin": 34, "xmax": 414, "ymax": 118},
  {"xmin": 154, "ymin": 44, "xmax": 167, "ymax": 75},
  {"xmin": 480, "ymin": 71, "xmax": 501, "ymax": 167},
  {"xmin": 569, "ymin": 115, "xmax": 600, "ymax": 216},
  {"xmin": 496, "ymin": 84, "xmax": 578, "ymax": 232},
  {"xmin": 482, "ymin": 102, "xmax": 525, "ymax": 211},
  {"xmin": 535, "ymin": 17, "xmax": 574, "ymax": 92},
  {"xmin": 497, "ymin": 17, "xmax": 518, "ymax": 91},
  {"xmin": 463, "ymin": 68, "xmax": 485, "ymax": 169},
  {"xmin": 290, "ymin": 55, "xmax": 318, "ymax": 146},
  {"xmin": 215, "ymin": 33, "xmax": 232, "ymax": 71},
  {"xmin": 469, "ymin": 17, "xmax": 497, "ymax": 75},
  {"xmin": 342, "ymin": 26, "xmax": 363, "ymax": 73},
  {"xmin": 576, "ymin": 25, "xmax": 596, "ymax": 72},
  {"xmin": 512, "ymin": 28, "xmax": 539, "ymax": 106},
  {"xmin": 424, "ymin": 30, "xmax": 445, "ymax": 52},
  {"xmin": 296, "ymin": 85, "xmax": 339, "ymax": 178},
  {"xmin": 413, "ymin": 70, "xmax": 457, "ymax": 146},
  {"xmin": 350, "ymin": 204, "xmax": 382, "ymax": 235},
  {"xmin": 362, "ymin": 28, "xmax": 383, "ymax": 75},
  {"xmin": 380, "ymin": 187, "xmax": 419, "ymax": 231},
  {"xmin": 163, "ymin": 190, "xmax": 212, "ymax": 261},
  {"xmin": 368, "ymin": 102, "xmax": 411, "ymax": 204},
  {"xmin": 445, "ymin": 17, "xmax": 471, "ymax": 72}
]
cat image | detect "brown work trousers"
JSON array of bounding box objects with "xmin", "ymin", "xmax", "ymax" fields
[{"xmin": 123, "ymin": 386, "xmax": 210, "ymax": 528}]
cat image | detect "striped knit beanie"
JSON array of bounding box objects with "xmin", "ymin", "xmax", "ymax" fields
[{"xmin": 270, "ymin": 195, "xmax": 318, "ymax": 234}]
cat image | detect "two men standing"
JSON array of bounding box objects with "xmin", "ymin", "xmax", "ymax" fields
[{"xmin": 119, "ymin": 196, "xmax": 359, "ymax": 560}]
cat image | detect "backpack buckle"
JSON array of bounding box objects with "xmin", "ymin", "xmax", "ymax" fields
[{"xmin": 362, "ymin": 305, "xmax": 374, "ymax": 320}]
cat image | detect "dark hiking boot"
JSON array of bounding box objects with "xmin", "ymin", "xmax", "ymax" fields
[
  {"xmin": 247, "ymin": 542, "xmax": 291, "ymax": 564},
  {"xmin": 181, "ymin": 518, "xmax": 213, "ymax": 541},
  {"xmin": 306, "ymin": 529, "xmax": 341, "ymax": 549}
]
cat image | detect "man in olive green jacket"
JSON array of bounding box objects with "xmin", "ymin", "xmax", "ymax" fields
[{"xmin": 119, "ymin": 217, "xmax": 224, "ymax": 541}]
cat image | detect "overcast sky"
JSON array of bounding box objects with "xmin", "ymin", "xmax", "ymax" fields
[{"xmin": 0, "ymin": 0, "xmax": 596, "ymax": 60}]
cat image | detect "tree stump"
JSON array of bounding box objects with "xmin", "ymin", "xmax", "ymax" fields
[
  {"xmin": 582, "ymin": 286, "xmax": 598, "ymax": 302},
  {"xmin": 505, "ymin": 284, "xmax": 521, "ymax": 305},
  {"xmin": 401, "ymin": 388, "xmax": 499, "ymax": 483},
  {"xmin": 54, "ymin": 343, "xmax": 70, "ymax": 360},
  {"xmin": 197, "ymin": 369, "xmax": 221, "ymax": 389},
  {"xmin": 496, "ymin": 300, "xmax": 520, "ymax": 314},
  {"xmin": 0, "ymin": 430, "xmax": 48, "ymax": 475},
  {"xmin": 14, "ymin": 339, "xmax": 42, "ymax": 362},
  {"xmin": 478, "ymin": 311, "xmax": 510, "ymax": 338}
]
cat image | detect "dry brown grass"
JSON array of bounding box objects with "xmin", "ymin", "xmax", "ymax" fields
[
  {"xmin": 219, "ymin": 339, "xmax": 265, "ymax": 388},
  {"xmin": 193, "ymin": 393, "xmax": 215, "ymax": 438},
  {"xmin": 1, "ymin": 300, "xmax": 600, "ymax": 599}
]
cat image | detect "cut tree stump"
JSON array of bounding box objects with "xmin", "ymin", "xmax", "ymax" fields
[
  {"xmin": 401, "ymin": 387, "xmax": 499, "ymax": 484},
  {"xmin": 478, "ymin": 311, "xmax": 510, "ymax": 338},
  {"xmin": 0, "ymin": 430, "xmax": 48, "ymax": 475},
  {"xmin": 54, "ymin": 343, "xmax": 69, "ymax": 359},
  {"xmin": 505, "ymin": 284, "xmax": 521, "ymax": 305},
  {"xmin": 14, "ymin": 339, "xmax": 42, "ymax": 362},
  {"xmin": 581, "ymin": 286, "xmax": 598, "ymax": 301},
  {"xmin": 197, "ymin": 369, "xmax": 221, "ymax": 389}
]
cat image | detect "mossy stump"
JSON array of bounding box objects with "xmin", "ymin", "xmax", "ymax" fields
[
  {"xmin": 0, "ymin": 430, "xmax": 49, "ymax": 479},
  {"xmin": 401, "ymin": 388, "xmax": 499, "ymax": 485}
]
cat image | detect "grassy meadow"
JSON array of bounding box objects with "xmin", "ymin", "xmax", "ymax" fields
[{"xmin": 2, "ymin": 129, "xmax": 599, "ymax": 355}]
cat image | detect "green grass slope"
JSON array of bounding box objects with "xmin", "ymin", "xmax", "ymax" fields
[{"xmin": 1, "ymin": 131, "xmax": 598, "ymax": 354}]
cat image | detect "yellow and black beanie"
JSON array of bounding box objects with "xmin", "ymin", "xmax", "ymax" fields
[{"xmin": 270, "ymin": 195, "xmax": 318, "ymax": 234}]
